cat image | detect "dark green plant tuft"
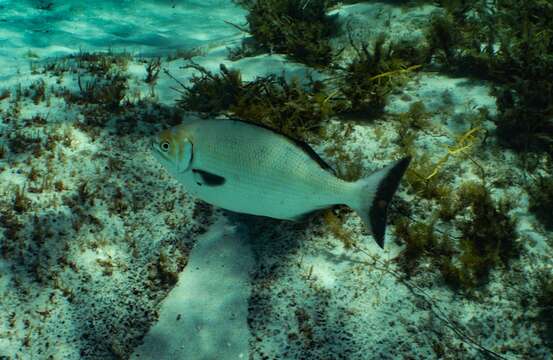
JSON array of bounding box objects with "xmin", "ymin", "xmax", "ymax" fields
[
  {"xmin": 494, "ymin": 80, "xmax": 553, "ymax": 155},
  {"xmin": 527, "ymin": 174, "xmax": 553, "ymax": 230},
  {"xmin": 57, "ymin": 50, "xmax": 131, "ymax": 111},
  {"xmin": 339, "ymin": 34, "xmax": 422, "ymax": 117},
  {"xmin": 177, "ymin": 63, "xmax": 242, "ymax": 115},
  {"xmin": 395, "ymin": 180, "xmax": 520, "ymax": 291},
  {"xmin": 394, "ymin": 217, "xmax": 436, "ymax": 275},
  {"xmin": 29, "ymin": 79, "xmax": 47, "ymax": 105},
  {"xmin": 237, "ymin": 0, "xmax": 337, "ymax": 66},
  {"xmin": 72, "ymin": 49, "xmax": 131, "ymax": 76},
  {"xmin": 177, "ymin": 62, "xmax": 336, "ymax": 141},
  {"xmin": 76, "ymin": 71, "xmax": 128, "ymax": 111},
  {"xmin": 444, "ymin": 182, "xmax": 519, "ymax": 288},
  {"xmin": 425, "ymin": 1, "xmax": 553, "ymax": 155},
  {"xmin": 14, "ymin": 186, "xmax": 31, "ymax": 213},
  {"xmin": 534, "ymin": 269, "xmax": 553, "ymax": 347},
  {"xmin": 425, "ymin": 13, "xmax": 462, "ymax": 67},
  {"xmin": 424, "ymin": 2, "xmax": 500, "ymax": 77},
  {"xmin": 402, "ymin": 154, "xmax": 453, "ymax": 200},
  {"xmin": 144, "ymin": 58, "xmax": 161, "ymax": 85}
]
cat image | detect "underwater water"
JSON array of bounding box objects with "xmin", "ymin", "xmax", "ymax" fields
[{"xmin": 1, "ymin": 0, "xmax": 553, "ymax": 359}]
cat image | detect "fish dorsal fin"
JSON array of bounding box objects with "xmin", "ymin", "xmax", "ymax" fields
[
  {"xmin": 290, "ymin": 137, "xmax": 336, "ymax": 176},
  {"xmin": 226, "ymin": 117, "xmax": 337, "ymax": 176}
]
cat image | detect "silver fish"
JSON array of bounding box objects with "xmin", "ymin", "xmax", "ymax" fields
[{"xmin": 151, "ymin": 117, "xmax": 411, "ymax": 248}]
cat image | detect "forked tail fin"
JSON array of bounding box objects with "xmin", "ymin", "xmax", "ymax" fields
[{"xmin": 350, "ymin": 157, "xmax": 411, "ymax": 248}]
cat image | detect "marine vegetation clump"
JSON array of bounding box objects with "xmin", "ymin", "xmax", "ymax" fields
[
  {"xmin": 176, "ymin": 62, "xmax": 336, "ymax": 140},
  {"xmin": 56, "ymin": 50, "xmax": 131, "ymax": 111},
  {"xmin": 13, "ymin": 186, "xmax": 32, "ymax": 213},
  {"xmin": 28, "ymin": 79, "xmax": 47, "ymax": 105},
  {"xmin": 338, "ymin": 34, "xmax": 422, "ymax": 118},
  {"xmin": 395, "ymin": 101, "xmax": 433, "ymax": 157},
  {"xmin": 7, "ymin": 126, "xmax": 42, "ymax": 155},
  {"xmin": 72, "ymin": 49, "xmax": 131, "ymax": 76},
  {"xmin": 75, "ymin": 71, "xmax": 128, "ymax": 111},
  {"xmin": 424, "ymin": 11, "xmax": 493, "ymax": 77},
  {"xmin": 425, "ymin": 1, "xmax": 553, "ymax": 155},
  {"xmin": 322, "ymin": 209, "xmax": 355, "ymax": 249},
  {"xmin": 447, "ymin": 182, "xmax": 519, "ymax": 288},
  {"xmin": 399, "ymin": 154, "xmax": 452, "ymax": 200},
  {"xmin": 144, "ymin": 57, "xmax": 161, "ymax": 85},
  {"xmin": 394, "ymin": 217, "xmax": 453, "ymax": 277},
  {"xmin": 322, "ymin": 125, "xmax": 365, "ymax": 181},
  {"xmin": 394, "ymin": 181, "xmax": 520, "ymax": 291},
  {"xmin": 234, "ymin": 0, "xmax": 337, "ymax": 66},
  {"xmin": 491, "ymin": 0, "xmax": 553, "ymax": 153},
  {"xmin": 401, "ymin": 118, "xmax": 484, "ymax": 201},
  {"xmin": 527, "ymin": 174, "xmax": 553, "ymax": 231},
  {"xmin": 533, "ymin": 269, "xmax": 553, "ymax": 348},
  {"xmin": 494, "ymin": 76, "xmax": 553, "ymax": 155},
  {"xmin": 0, "ymin": 206, "xmax": 23, "ymax": 256},
  {"xmin": 176, "ymin": 63, "xmax": 242, "ymax": 115}
]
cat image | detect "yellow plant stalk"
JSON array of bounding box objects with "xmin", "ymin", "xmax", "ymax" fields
[
  {"xmin": 426, "ymin": 127, "xmax": 481, "ymax": 180},
  {"xmin": 368, "ymin": 64, "xmax": 422, "ymax": 83}
]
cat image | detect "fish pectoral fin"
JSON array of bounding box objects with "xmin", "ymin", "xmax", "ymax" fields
[{"xmin": 192, "ymin": 168, "xmax": 226, "ymax": 187}]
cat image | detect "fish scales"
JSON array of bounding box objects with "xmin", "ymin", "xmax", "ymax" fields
[{"xmin": 191, "ymin": 120, "xmax": 347, "ymax": 215}]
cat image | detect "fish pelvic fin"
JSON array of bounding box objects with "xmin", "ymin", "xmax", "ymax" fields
[{"xmin": 350, "ymin": 156, "xmax": 411, "ymax": 249}]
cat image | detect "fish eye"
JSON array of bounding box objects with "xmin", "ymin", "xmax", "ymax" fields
[{"xmin": 160, "ymin": 141, "xmax": 170, "ymax": 152}]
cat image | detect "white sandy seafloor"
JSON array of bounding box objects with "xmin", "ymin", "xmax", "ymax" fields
[{"xmin": 0, "ymin": 1, "xmax": 552, "ymax": 359}]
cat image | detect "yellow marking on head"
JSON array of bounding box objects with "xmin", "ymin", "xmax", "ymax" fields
[
  {"xmin": 170, "ymin": 125, "xmax": 194, "ymax": 161},
  {"xmin": 157, "ymin": 129, "xmax": 178, "ymax": 158},
  {"xmin": 171, "ymin": 124, "xmax": 192, "ymax": 140},
  {"xmin": 152, "ymin": 125, "xmax": 195, "ymax": 174}
]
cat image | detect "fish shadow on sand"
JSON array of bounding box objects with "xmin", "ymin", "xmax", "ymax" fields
[
  {"xmin": 222, "ymin": 210, "xmax": 365, "ymax": 357},
  {"xmin": 222, "ymin": 210, "xmax": 310, "ymax": 260}
]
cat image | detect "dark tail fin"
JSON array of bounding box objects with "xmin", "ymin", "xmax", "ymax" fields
[{"xmin": 350, "ymin": 157, "xmax": 411, "ymax": 248}]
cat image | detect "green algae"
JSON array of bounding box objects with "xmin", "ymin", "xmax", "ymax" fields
[
  {"xmin": 424, "ymin": 0, "xmax": 553, "ymax": 156},
  {"xmin": 176, "ymin": 62, "xmax": 335, "ymax": 141},
  {"xmin": 395, "ymin": 180, "xmax": 520, "ymax": 291},
  {"xmin": 338, "ymin": 34, "xmax": 422, "ymax": 117},
  {"xmin": 234, "ymin": 0, "xmax": 337, "ymax": 66},
  {"xmin": 528, "ymin": 174, "xmax": 553, "ymax": 231}
]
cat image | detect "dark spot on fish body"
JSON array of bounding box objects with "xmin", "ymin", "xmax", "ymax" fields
[{"xmin": 192, "ymin": 169, "xmax": 226, "ymax": 187}]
